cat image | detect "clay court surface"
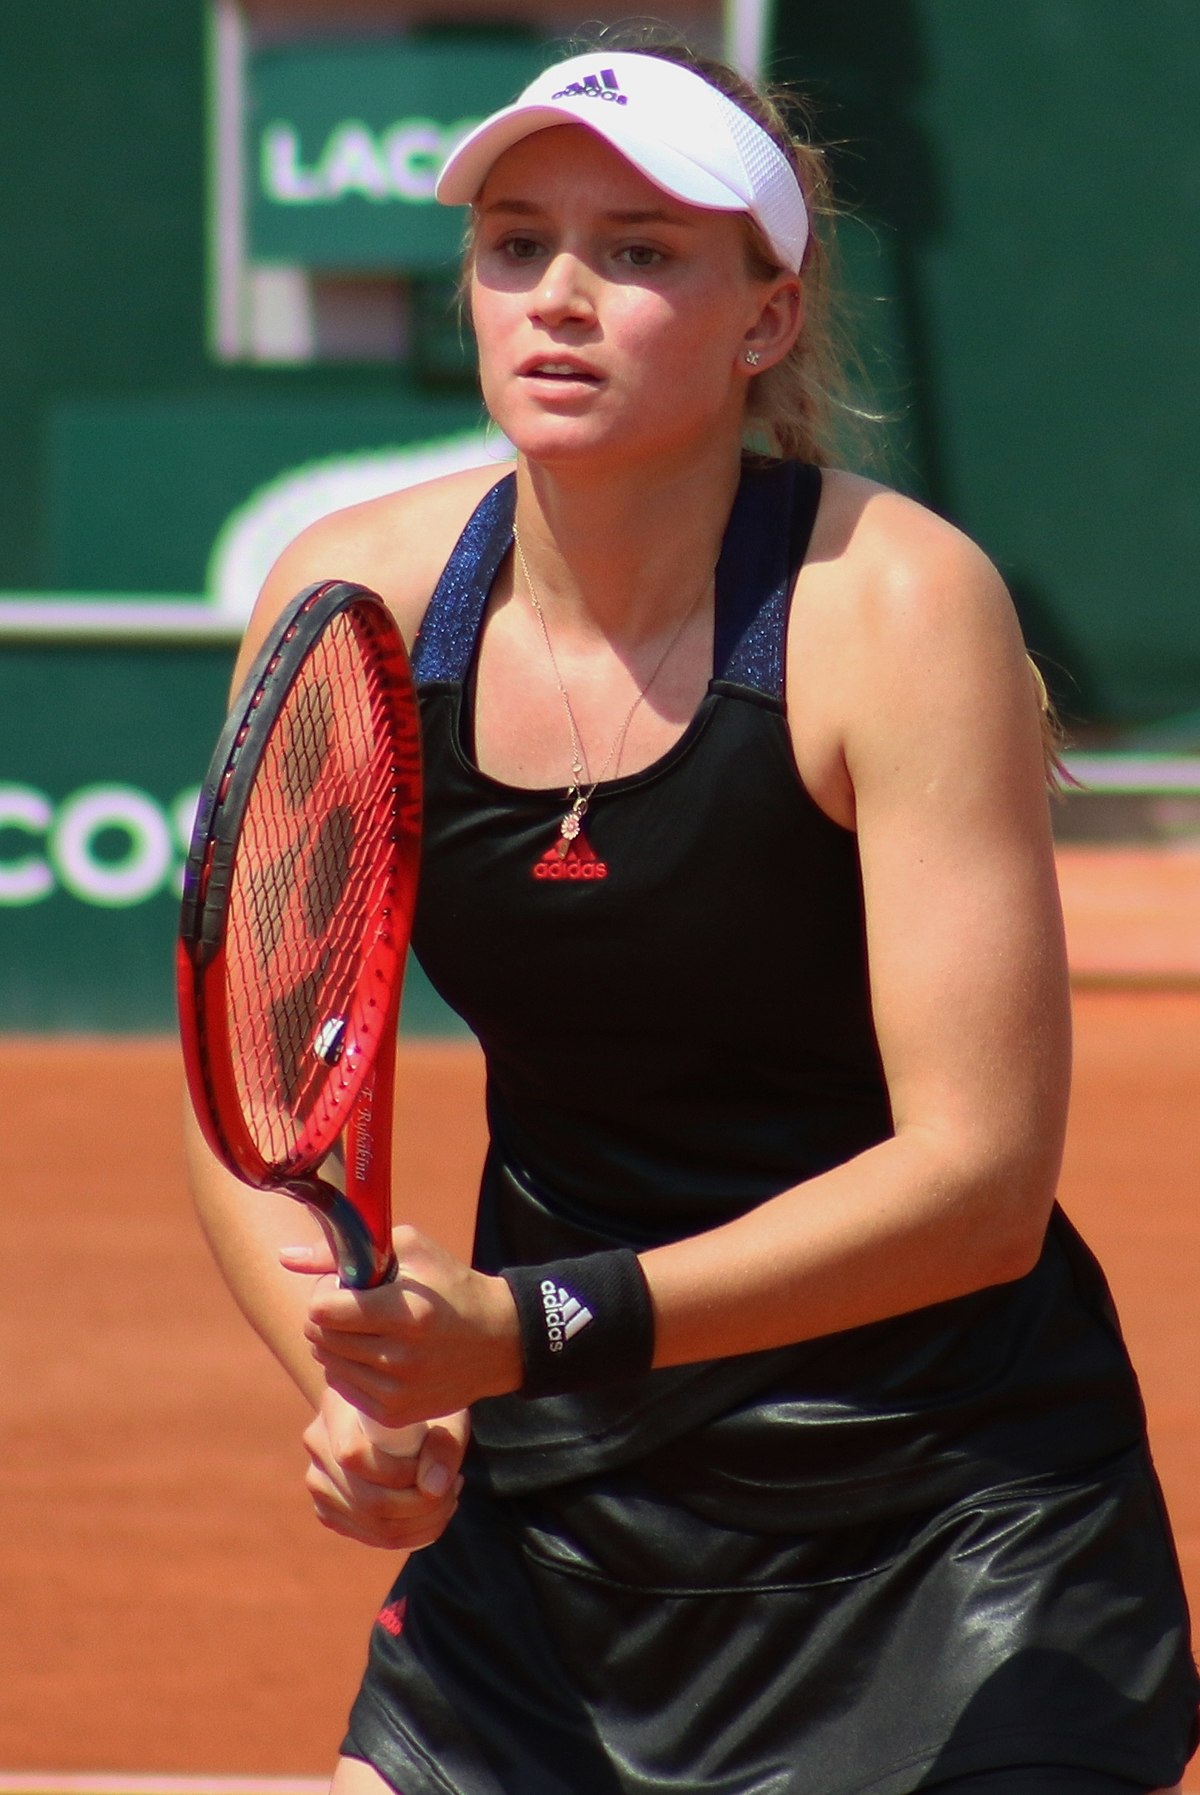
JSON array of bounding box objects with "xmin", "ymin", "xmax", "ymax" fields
[{"xmin": 1, "ymin": 980, "xmax": 1198, "ymax": 1776}]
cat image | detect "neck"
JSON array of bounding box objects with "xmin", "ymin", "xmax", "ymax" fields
[{"xmin": 511, "ymin": 438, "xmax": 743, "ymax": 643}]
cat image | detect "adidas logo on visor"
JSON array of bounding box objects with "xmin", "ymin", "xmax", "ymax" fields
[
  {"xmin": 540, "ymin": 1278, "xmax": 594, "ymax": 1353},
  {"xmin": 552, "ymin": 67, "xmax": 627, "ymax": 105},
  {"xmin": 435, "ymin": 50, "xmax": 810, "ymax": 272}
]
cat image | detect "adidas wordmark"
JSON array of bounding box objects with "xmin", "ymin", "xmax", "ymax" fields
[{"xmin": 540, "ymin": 1278, "xmax": 594, "ymax": 1354}]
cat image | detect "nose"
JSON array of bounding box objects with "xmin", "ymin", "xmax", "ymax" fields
[{"xmin": 530, "ymin": 251, "xmax": 597, "ymax": 329}]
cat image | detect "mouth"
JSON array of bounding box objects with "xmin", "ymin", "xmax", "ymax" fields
[{"xmin": 519, "ymin": 359, "xmax": 602, "ymax": 385}]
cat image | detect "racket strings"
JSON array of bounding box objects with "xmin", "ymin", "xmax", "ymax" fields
[
  {"xmin": 223, "ymin": 613, "xmax": 403, "ymax": 1166},
  {"xmin": 280, "ymin": 678, "xmax": 334, "ymax": 810},
  {"xmin": 303, "ymin": 804, "xmax": 356, "ymax": 939}
]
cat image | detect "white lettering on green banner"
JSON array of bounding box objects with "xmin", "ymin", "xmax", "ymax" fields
[
  {"xmin": 246, "ymin": 38, "xmax": 544, "ymax": 270},
  {"xmin": 0, "ymin": 783, "xmax": 200, "ymax": 908},
  {"xmin": 262, "ymin": 118, "xmax": 472, "ymax": 206}
]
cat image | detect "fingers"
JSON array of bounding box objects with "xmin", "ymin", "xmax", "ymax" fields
[
  {"xmin": 310, "ymin": 1336, "xmax": 469, "ymax": 1434},
  {"xmin": 321, "ymin": 1385, "xmax": 417, "ymax": 1474},
  {"xmin": 304, "ymin": 1454, "xmax": 459, "ymax": 1551},
  {"xmin": 297, "ymin": 1231, "xmax": 522, "ymax": 1422},
  {"xmin": 306, "ymin": 1320, "xmax": 389, "ymax": 1373},
  {"xmin": 297, "ymin": 1266, "xmax": 425, "ymax": 1416},
  {"xmin": 279, "ymin": 1240, "xmax": 338, "ymax": 1276},
  {"xmin": 303, "ymin": 1398, "xmax": 466, "ymax": 1552},
  {"xmin": 415, "ymin": 1411, "xmax": 472, "ymax": 1500},
  {"xmin": 304, "ymin": 1276, "xmax": 402, "ymax": 1332},
  {"xmin": 300, "ymin": 1226, "xmax": 457, "ymax": 1333},
  {"xmin": 312, "ymin": 1344, "xmax": 419, "ymax": 1431}
]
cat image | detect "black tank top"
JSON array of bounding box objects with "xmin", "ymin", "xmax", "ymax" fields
[{"xmin": 410, "ymin": 460, "xmax": 1147, "ymax": 1513}]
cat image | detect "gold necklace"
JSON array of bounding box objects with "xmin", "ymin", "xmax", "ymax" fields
[{"xmin": 513, "ymin": 529, "xmax": 710, "ymax": 864}]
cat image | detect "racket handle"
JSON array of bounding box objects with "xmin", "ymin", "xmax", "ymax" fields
[
  {"xmin": 286, "ymin": 1183, "xmax": 425, "ymax": 1457},
  {"xmin": 354, "ymin": 1252, "xmax": 426, "ymax": 1456},
  {"xmin": 358, "ymin": 1414, "xmax": 426, "ymax": 1457}
]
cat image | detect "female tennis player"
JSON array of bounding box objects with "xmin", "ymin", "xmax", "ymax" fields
[{"xmin": 188, "ymin": 36, "xmax": 1199, "ymax": 1795}]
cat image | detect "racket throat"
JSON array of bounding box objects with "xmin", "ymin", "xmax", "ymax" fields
[{"xmin": 282, "ymin": 1175, "xmax": 398, "ymax": 1290}]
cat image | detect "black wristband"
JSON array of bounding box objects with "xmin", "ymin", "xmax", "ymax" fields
[{"xmin": 501, "ymin": 1249, "xmax": 656, "ymax": 1397}]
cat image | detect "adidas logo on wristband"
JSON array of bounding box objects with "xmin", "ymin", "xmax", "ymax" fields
[
  {"xmin": 540, "ymin": 1278, "xmax": 594, "ymax": 1353},
  {"xmin": 503, "ymin": 1250, "xmax": 653, "ymax": 1395}
]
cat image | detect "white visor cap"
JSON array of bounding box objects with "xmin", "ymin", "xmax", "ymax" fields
[{"xmin": 435, "ymin": 50, "xmax": 809, "ymax": 273}]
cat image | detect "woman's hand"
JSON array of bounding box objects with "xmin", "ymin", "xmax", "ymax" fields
[
  {"xmin": 303, "ymin": 1388, "xmax": 470, "ymax": 1552},
  {"xmin": 282, "ymin": 1226, "xmax": 523, "ymax": 1429}
]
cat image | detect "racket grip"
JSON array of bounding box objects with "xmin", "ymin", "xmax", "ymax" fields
[
  {"xmin": 356, "ymin": 1252, "xmax": 426, "ymax": 1455},
  {"xmin": 290, "ymin": 1185, "xmax": 425, "ymax": 1457},
  {"xmin": 353, "ymin": 1231, "xmax": 424, "ymax": 1457},
  {"xmin": 358, "ymin": 1414, "xmax": 426, "ymax": 1457}
]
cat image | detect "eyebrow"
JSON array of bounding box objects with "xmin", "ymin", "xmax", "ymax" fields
[
  {"xmin": 479, "ymin": 198, "xmax": 698, "ymax": 228},
  {"xmin": 605, "ymin": 208, "xmax": 699, "ymax": 227}
]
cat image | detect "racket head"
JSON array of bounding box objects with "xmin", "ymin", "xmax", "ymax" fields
[{"xmin": 178, "ymin": 581, "xmax": 421, "ymax": 1233}]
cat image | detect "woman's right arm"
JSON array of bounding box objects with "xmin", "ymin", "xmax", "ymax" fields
[
  {"xmin": 186, "ymin": 1103, "xmax": 330, "ymax": 1403},
  {"xmin": 184, "ymin": 492, "xmax": 416, "ymax": 1396},
  {"xmin": 187, "ymin": 463, "xmax": 504, "ymax": 1335},
  {"xmin": 188, "ymin": 1105, "xmax": 470, "ymax": 1551},
  {"xmin": 184, "ymin": 465, "xmax": 504, "ymax": 1540}
]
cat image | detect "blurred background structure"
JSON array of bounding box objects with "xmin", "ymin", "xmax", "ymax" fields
[
  {"xmin": 1, "ymin": 0, "xmax": 1198, "ymax": 1029},
  {"xmin": 0, "ymin": 5, "xmax": 1197, "ymax": 1782}
]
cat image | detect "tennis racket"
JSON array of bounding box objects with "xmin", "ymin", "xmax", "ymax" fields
[{"xmin": 178, "ymin": 579, "xmax": 424, "ymax": 1454}]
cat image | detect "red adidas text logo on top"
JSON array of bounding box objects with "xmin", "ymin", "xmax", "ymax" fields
[
  {"xmin": 532, "ymin": 833, "xmax": 608, "ymax": 882},
  {"xmin": 376, "ymin": 1597, "xmax": 407, "ymax": 1637}
]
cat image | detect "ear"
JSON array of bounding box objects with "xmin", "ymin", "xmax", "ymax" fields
[{"xmin": 741, "ymin": 273, "xmax": 804, "ymax": 374}]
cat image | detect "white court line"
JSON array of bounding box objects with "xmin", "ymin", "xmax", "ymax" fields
[
  {"xmin": 1063, "ymin": 753, "xmax": 1200, "ymax": 793},
  {"xmin": 0, "ymin": 1781, "xmax": 327, "ymax": 1795},
  {"xmin": 0, "ymin": 1779, "xmax": 1192, "ymax": 1795}
]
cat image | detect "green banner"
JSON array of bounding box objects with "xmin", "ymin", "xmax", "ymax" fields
[
  {"xmin": 0, "ymin": 643, "xmax": 464, "ymax": 1034},
  {"xmin": 1, "ymin": 382, "xmax": 500, "ymax": 1031},
  {"xmin": 248, "ymin": 37, "xmax": 544, "ymax": 272},
  {"xmin": 44, "ymin": 392, "xmax": 489, "ymax": 596}
]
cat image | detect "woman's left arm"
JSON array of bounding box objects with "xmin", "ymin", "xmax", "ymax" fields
[{"xmin": 645, "ymin": 487, "xmax": 1072, "ymax": 1364}]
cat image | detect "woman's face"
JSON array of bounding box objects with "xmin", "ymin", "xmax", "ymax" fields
[{"xmin": 469, "ymin": 125, "xmax": 793, "ymax": 472}]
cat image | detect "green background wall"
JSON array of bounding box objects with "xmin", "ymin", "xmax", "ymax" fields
[
  {"xmin": 1, "ymin": 2, "xmax": 1197, "ymax": 1029},
  {"xmin": 772, "ymin": 0, "xmax": 1200, "ymax": 728}
]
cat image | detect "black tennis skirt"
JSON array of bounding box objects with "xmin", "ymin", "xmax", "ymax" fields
[{"xmin": 342, "ymin": 1441, "xmax": 1198, "ymax": 1795}]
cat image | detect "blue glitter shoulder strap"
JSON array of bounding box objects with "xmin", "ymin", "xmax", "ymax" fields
[
  {"xmin": 411, "ymin": 473, "xmax": 517, "ymax": 686},
  {"xmin": 712, "ymin": 461, "xmax": 822, "ymax": 702},
  {"xmin": 410, "ymin": 461, "xmax": 819, "ymax": 699}
]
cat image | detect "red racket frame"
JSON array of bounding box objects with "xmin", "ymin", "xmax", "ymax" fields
[{"xmin": 177, "ymin": 579, "xmax": 422, "ymax": 1290}]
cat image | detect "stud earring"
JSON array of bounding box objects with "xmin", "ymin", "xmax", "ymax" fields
[{"xmin": 744, "ymin": 349, "xmax": 762, "ymax": 367}]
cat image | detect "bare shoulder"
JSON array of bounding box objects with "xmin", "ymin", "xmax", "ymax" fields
[
  {"xmin": 797, "ymin": 468, "xmax": 1028, "ymax": 698},
  {"xmin": 245, "ymin": 461, "xmax": 512, "ymax": 662},
  {"xmin": 790, "ymin": 469, "xmax": 1042, "ymax": 823},
  {"xmin": 809, "ymin": 468, "xmax": 1012, "ymax": 620}
]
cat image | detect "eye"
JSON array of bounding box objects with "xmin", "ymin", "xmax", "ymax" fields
[
  {"xmin": 501, "ymin": 234, "xmax": 544, "ymax": 262},
  {"xmin": 619, "ymin": 244, "xmax": 665, "ymax": 269}
]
